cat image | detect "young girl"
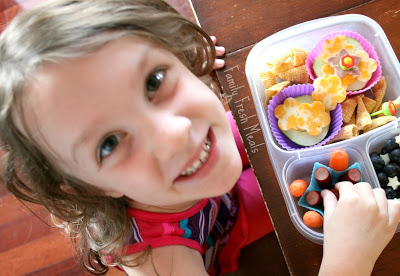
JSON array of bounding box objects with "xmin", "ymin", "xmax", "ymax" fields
[{"xmin": 0, "ymin": 0, "xmax": 399, "ymax": 275}]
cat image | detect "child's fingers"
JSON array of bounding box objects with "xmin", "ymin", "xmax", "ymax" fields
[
  {"xmin": 388, "ymin": 199, "xmax": 400, "ymax": 226},
  {"xmin": 372, "ymin": 187, "xmax": 388, "ymax": 215},
  {"xmin": 321, "ymin": 189, "xmax": 338, "ymax": 220},
  {"xmin": 353, "ymin": 182, "xmax": 375, "ymax": 200},
  {"xmin": 213, "ymin": 59, "xmax": 225, "ymax": 70},
  {"xmin": 215, "ymin": 46, "xmax": 225, "ymax": 57},
  {"xmin": 209, "ymin": 36, "xmax": 225, "ymax": 56},
  {"xmin": 335, "ymin": 181, "xmax": 356, "ymax": 198}
]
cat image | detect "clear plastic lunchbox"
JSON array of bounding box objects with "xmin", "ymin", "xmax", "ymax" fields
[{"xmin": 245, "ymin": 14, "xmax": 400, "ymax": 244}]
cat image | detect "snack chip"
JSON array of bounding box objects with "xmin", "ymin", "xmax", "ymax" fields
[
  {"xmin": 276, "ymin": 65, "xmax": 311, "ymax": 84},
  {"xmin": 265, "ymin": 81, "xmax": 291, "ymax": 104},
  {"xmin": 363, "ymin": 116, "xmax": 397, "ymax": 133},
  {"xmin": 355, "ymin": 96, "xmax": 372, "ymax": 130},
  {"xmin": 296, "ymin": 101, "xmax": 331, "ymax": 135},
  {"xmin": 291, "ymin": 47, "xmax": 310, "ymax": 66},
  {"xmin": 266, "ymin": 52, "xmax": 294, "ymax": 73},
  {"xmin": 259, "ymin": 71, "xmax": 276, "ymax": 89},
  {"xmin": 267, "ymin": 47, "xmax": 309, "ymax": 74},
  {"xmin": 347, "ymin": 112, "xmax": 356, "ymax": 125},
  {"xmin": 312, "ymin": 75, "xmax": 346, "ymax": 111},
  {"xmin": 341, "ymin": 96, "xmax": 359, "ymax": 123},
  {"xmin": 362, "ymin": 97, "xmax": 377, "ymax": 114},
  {"xmin": 328, "ymin": 124, "xmax": 359, "ymax": 143},
  {"xmin": 371, "ymin": 76, "xmax": 386, "ymax": 113}
]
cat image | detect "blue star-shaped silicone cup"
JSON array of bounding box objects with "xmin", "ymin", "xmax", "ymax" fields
[{"xmin": 298, "ymin": 162, "xmax": 362, "ymax": 216}]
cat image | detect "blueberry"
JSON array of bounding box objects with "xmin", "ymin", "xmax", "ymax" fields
[
  {"xmin": 396, "ymin": 188, "xmax": 400, "ymax": 199},
  {"xmin": 385, "ymin": 187, "xmax": 397, "ymax": 199},
  {"xmin": 370, "ymin": 152, "xmax": 380, "ymax": 158},
  {"xmin": 370, "ymin": 152, "xmax": 385, "ymax": 172},
  {"xmin": 389, "ymin": 148, "xmax": 400, "ymax": 163},
  {"xmin": 383, "ymin": 163, "xmax": 400, "ymax": 178},
  {"xmin": 377, "ymin": 171, "xmax": 389, "ymax": 188},
  {"xmin": 382, "ymin": 138, "xmax": 399, "ymax": 154}
]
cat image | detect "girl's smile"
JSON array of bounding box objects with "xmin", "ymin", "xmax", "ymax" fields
[{"xmin": 21, "ymin": 36, "xmax": 242, "ymax": 213}]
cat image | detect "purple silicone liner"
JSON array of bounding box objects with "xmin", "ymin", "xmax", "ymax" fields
[
  {"xmin": 267, "ymin": 84, "xmax": 343, "ymax": 151},
  {"xmin": 305, "ymin": 31, "xmax": 382, "ymax": 96}
]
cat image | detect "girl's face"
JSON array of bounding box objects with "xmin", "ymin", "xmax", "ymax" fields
[{"xmin": 22, "ymin": 37, "xmax": 242, "ymax": 212}]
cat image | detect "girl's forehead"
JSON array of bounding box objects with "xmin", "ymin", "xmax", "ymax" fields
[
  {"xmin": 28, "ymin": 37, "xmax": 171, "ymax": 88},
  {"xmin": 20, "ymin": 36, "xmax": 186, "ymax": 147},
  {"xmin": 20, "ymin": 38, "xmax": 157, "ymax": 135}
]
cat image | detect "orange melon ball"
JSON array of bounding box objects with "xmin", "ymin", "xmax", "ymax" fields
[
  {"xmin": 303, "ymin": 210, "xmax": 323, "ymax": 228},
  {"xmin": 289, "ymin": 179, "xmax": 309, "ymax": 197}
]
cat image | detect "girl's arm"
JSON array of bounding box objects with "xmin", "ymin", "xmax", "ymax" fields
[
  {"xmin": 123, "ymin": 245, "xmax": 208, "ymax": 276},
  {"xmin": 319, "ymin": 181, "xmax": 400, "ymax": 276}
]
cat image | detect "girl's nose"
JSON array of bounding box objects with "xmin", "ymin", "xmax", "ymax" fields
[{"xmin": 147, "ymin": 113, "xmax": 192, "ymax": 161}]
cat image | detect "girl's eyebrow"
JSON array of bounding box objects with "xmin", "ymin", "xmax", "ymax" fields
[
  {"xmin": 70, "ymin": 42, "xmax": 154, "ymax": 163},
  {"xmin": 71, "ymin": 123, "xmax": 100, "ymax": 163}
]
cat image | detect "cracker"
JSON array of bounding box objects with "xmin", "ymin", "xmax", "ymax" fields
[
  {"xmin": 363, "ymin": 116, "xmax": 396, "ymax": 133},
  {"xmin": 341, "ymin": 96, "xmax": 359, "ymax": 124},
  {"xmin": 259, "ymin": 71, "xmax": 276, "ymax": 89},
  {"xmin": 265, "ymin": 80, "xmax": 291, "ymax": 105},
  {"xmin": 356, "ymin": 96, "xmax": 372, "ymax": 130},
  {"xmin": 276, "ymin": 65, "xmax": 311, "ymax": 84},
  {"xmin": 328, "ymin": 124, "xmax": 359, "ymax": 143},
  {"xmin": 371, "ymin": 76, "xmax": 386, "ymax": 113}
]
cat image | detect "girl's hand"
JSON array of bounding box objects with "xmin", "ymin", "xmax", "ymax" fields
[
  {"xmin": 319, "ymin": 181, "xmax": 400, "ymax": 276},
  {"xmin": 211, "ymin": 36, "xmax": 225, "ymax": 70}
]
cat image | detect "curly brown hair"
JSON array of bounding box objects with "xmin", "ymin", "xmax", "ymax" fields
[{"xmin": 0, "ymin": 0, "xmax": 216, "ymax": 273}]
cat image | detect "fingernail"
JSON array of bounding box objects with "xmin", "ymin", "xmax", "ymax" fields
[
  {"xmin": 215, "ymin": 59, "xmax": 225, "ymax": 67},
  {"xmin": 216, "ymin": 46, "xmax": 225, "ymax": 55}
]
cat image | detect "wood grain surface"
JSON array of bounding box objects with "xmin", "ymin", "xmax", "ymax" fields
[
  {"xmin": 2, "ymin": 0, "xmax": 400, "ymax": 275},
  {"xmin": 192, "ymin": 0, "xmax": 400, "ymax": 275}
]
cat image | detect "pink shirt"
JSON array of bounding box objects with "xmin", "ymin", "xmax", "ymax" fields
[{"xmin": 120, "ymin": 112, "xmax": 273, "ymax": 275}]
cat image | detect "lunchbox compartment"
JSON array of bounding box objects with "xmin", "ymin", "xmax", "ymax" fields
[
  {"xmin": 282, "ymin": 144, "xmax": 375, "ymax": 243},
  {"xmin": 245, "ymin": 14, "xmax": 400, "ymax": 243},
  {"xmin": 247, "ymin": 14, "xmax": 400, "ymax": 153}
]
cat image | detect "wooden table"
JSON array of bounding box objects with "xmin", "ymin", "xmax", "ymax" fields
[{"xmin": 191, "ymin": 1, "xmax": 400, "ymax": 275}]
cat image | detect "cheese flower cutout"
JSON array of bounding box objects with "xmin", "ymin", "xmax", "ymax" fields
[
  {"xmin": 274, "ymin": 97, "xmax": 300, "ymax": 131},
  {"xmin": 318, "ymin": 35, "xmax": 377, "ymax": 90},
  {"xmin": 321, "ymin": 35, "xmax": 354, "ymax": 63},
  {"xmin": 354, "ymin": 50, "xmax": 378, "ymax": 82},
  {"xmin": 296, "ymin": 101, "xmax": 331, "ymax": 136},
  {"xmin": 312, "ymin": 75, "xmax": 346, "ymax": 111}
]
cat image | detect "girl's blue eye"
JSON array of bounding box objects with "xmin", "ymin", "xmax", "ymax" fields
[
  {"xmin": 98, "ymin": 134, "xmax": 122, "ymax": 162},
  {"xmin": 146, "ymin": 69, "xmax": 165, "ymax": 100}
]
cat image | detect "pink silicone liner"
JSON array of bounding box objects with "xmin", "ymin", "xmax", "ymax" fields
[
  {"xmin": 305, "ymin": 31, "xmax": 382, "ymax": 96},
  {"xmin": 267, "ymin": 84, "xmax": 343, "ymax": 151}
]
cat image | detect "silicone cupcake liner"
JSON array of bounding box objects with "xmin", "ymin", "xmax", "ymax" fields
[
  {"xmin": 267, "ymin": 84, "xmax": 343, "ymax": 151},
  {"xmin": 305, "ymin": 31, "xmax": 382, "ymax": 96},
  {"xmin": 298, "ymin": 162, "xmax": 362, "ymax": 216}
]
